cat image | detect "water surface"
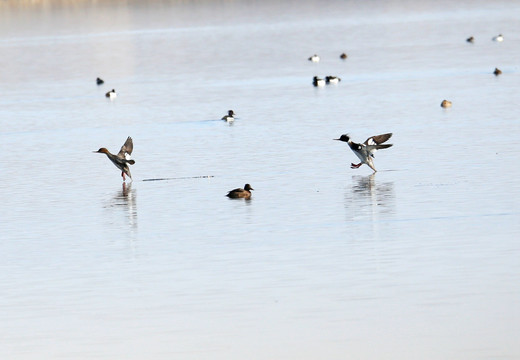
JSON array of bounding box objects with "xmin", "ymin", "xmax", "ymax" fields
[{"xmin": 1, "ymin": 1, "xmax": 519, "ymax": 359}]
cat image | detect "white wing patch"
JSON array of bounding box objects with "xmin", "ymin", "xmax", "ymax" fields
[{"xmin": 366, "ymin": 145, "xmax": 378, "ymax": 157}]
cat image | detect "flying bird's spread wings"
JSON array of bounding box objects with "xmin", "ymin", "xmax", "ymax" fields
[
  {"xmin": 118, "ymin": 136, "xmax": 133, "ymax": 158},
  {"xmin": 364, "ymin": 133, "xmax": 393, "ymax": 158},
  {"xmin": 364, "ymin": 133, "xmax": 392, "ymax": 145}
]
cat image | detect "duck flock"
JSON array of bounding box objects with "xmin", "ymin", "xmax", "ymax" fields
[{"xmin": 94, "ymin": 33, "xmax": 505, "ymax": 198}]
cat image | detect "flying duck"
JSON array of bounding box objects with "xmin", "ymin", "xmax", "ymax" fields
[
  {"xmin": 334, "ymin": 133, "xmax": 393, "ymax": 172},
  {"xmin": 94, "ymin": 136, "xmax": 135, "ymax": 181}
]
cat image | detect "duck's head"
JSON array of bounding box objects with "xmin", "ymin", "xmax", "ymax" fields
[
  {"xmin": 228, "ymin": 110, "xmax": 235, "ymax": 116},
  {"xmin": 333, "ymin": 134, "xmax": 350, "ymax": 142},
  {"xmin": 94, "ymin": 148, "xmax": 109, "ymax": 154},
  {"xmin": 244, "ymin": 184, "xmax": 254, "ymax": 191}
]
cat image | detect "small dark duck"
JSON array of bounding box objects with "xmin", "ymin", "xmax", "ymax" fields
[
  {"xmin": 493, "ymin": 67, "xmax": 502, "ymax": 76},
  {"xmin": 226, "ymin": 184, "xmax": 254, "ymax": 199},
  {"xmin": 96, "ymin": 77, "xmax": 104, "ymax": 85}
]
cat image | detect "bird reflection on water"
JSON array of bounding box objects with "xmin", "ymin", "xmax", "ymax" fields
[
  {"xmin": 105, "ymin": 183, "xmax": 138, "ymax": 230},
  {"xmin": 345, "ymin": 174, "xmax": 395, "ymax": 222}
]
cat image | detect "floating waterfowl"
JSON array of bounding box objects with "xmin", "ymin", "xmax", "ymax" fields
[
  {"xmin": 96, "ymin": 77, "xmax": 104, "ymax": 85},
  {"xmin": 313, "ymin": 76, "xmax": 325, "ymax": 87},
  {"xmin": 340, "ymin": 53, "xmax": 348, "ymax": 59},
  {"xmin": 493, "ymin": 67, "xmax": 502, "ymax": 76},
  {"xmin": 325, "ymin": 76, "xmax": 341, "ymax": 84},
  {"xmin": 466, "ymin": 36, "xmax": 474, "ymax": 43},
  {"xmin": 94, "ymin": 136, "xmax": 135, "ymax": 181},
  {"xmin": 334, "ymin": 133, "xmax": 393, "ymax": 172},
  {"xmin": 492, "ymin": 34, "xmax": 504, "ymax": 42},
  {"xmin": 221, "ymin": 110, "xmax": 235, "ymax": 122},
  {"xmin": 226, "ymin": 184, "xmax": 254, "ymax": 199},
  {"xmin": 308, "ymin": 54, "xmax": 320, "ymax": 62},
  {"xmin": 105, "ymin": 89, "xmax": 117, "ymax": 99},
  {"xmin": 441, "ymin": 100, "xmax": 452, "ymax": 108}
]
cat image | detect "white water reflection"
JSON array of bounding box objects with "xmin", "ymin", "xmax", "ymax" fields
[
  {"xmin": 345, "ymin": 174, "xmax": 395, "ymax": 222},
  {"xmin": 105, "ymin": 183, "xmax": 138, "ymax": 230}
]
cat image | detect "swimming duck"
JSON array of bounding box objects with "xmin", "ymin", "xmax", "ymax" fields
[
  {"xmin": 325, "ymin": 76, "xmax": 341, "ymax": 84},
  {"xmin": 308, "ymin": 54, "xmax": 320, "ymax": 62},
  {"xmin": 492, "ymin": 34, "xmax": 504, "ymax": 42},
  {"xmin": 313, "ymin": 76, "xmax": 325, "ymax": 87},
  {"xmin": 334, "ymin": 133, "xmax": 393, "ymax": 172},
  {"xmin": 96, "ymin": 77, "xmax": 104, "ymax": 85},
  {"xmin": 493, "ymin": 67, "xmax": 502, "ymax": 76},
  {"xmin": 105, "ymin": 89, "xmax": 117, "ymax": 99},
  {"xmin": 221, "ymin": 110, "xmax": 235, "ymax": 122},
  {"xmin": 94, "ymin": 136, "xmax": 135, "ymax": 181},
  {"xmin": 226, "ymin": 184, "xmax": 254, "ymax": 199},
  {"xmin": 466, "ymin": 36, "xmax": 474, "ymax": 43},
  {"xmin": 441, "ymin": 100, "xmax": 452, "ymax": 108},
  {"xmin": 340, "ymin": 53, "xmax": 348, "ymax": 59}
]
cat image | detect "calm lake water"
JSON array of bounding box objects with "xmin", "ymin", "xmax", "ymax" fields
[{"xmin": 1, "ymin": 0, "xmax": 519, "ymax": 359}]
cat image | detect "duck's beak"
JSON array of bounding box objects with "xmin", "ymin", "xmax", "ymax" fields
[{"xmin": 333, "ymin": 138, "xmax": 341, "ymax": 141}]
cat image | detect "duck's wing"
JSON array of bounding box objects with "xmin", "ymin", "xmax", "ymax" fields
[
  {"xmin": 118, "ymin": 136, "xmax": 133, "ymax": 157},
  {"xmin": 364, "ymin": 134, "xmax": 393, "ymax": 158},
  {"xmin": 226, "ymin": 188, "xmax": 242, "ymax": 197},
  {"xmin": 366, "ymin": 143, "xmax": 393, "ymax": 157},
  {"xmin": 364, "ymin": 133, "xmax": 392, "ymax": 145}
]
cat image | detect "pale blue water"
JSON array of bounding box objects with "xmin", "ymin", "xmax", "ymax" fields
[{"xmin": 1, "ymin": 1, "xmax": 519, "ymax": 359}]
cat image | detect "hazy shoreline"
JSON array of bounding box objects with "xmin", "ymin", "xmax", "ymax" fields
[{"xmin": 0, "ymin": 0, "xmax": 223, "ymax": 10}]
